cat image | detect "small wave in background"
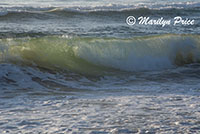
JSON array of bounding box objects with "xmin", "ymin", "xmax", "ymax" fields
[{"xmin": 0, "ymin": 1, "xmax": 200, "ymax": 38}]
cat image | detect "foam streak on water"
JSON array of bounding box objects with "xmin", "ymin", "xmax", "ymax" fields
[{"xmin": 0, "ymin": 94, "xmax": 200, "ymax": 133}]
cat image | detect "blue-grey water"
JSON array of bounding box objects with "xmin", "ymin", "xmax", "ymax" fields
[{"xmin": 0, "ymin": 0, "xmax": 200, "ymax": 133}]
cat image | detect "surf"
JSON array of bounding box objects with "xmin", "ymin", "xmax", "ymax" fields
[{"xmin": 0, "ymin": 34, "xmax": 200, "ymax": 75}]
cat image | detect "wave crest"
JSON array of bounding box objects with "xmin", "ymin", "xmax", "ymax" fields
[{"xmin": 0, "ymin": 34, "xmax": 200, "ymax": 75}]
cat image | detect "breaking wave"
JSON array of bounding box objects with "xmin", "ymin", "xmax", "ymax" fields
[{"xmin": 0, "ymin": 34, "xmax": 200, "ymax": 75}]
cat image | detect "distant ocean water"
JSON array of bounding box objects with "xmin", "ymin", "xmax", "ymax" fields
[{"xmin": 0, "ymin": 0, "xmax": 200, "ymax": 134}]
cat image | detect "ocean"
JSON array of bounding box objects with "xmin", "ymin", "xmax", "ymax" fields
[{"xmin": 0, "ymin": 0, "xmax": 200, "ymax": 133}]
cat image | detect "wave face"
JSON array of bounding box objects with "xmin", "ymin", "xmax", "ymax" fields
[{"xmin": 1, "ymin": 34, "xmax": 200, "ymax": 75}]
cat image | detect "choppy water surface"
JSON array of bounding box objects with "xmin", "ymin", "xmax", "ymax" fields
[{"xmin": 0, "ymin": 0, "xmax": 200, "ymax": 134}]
